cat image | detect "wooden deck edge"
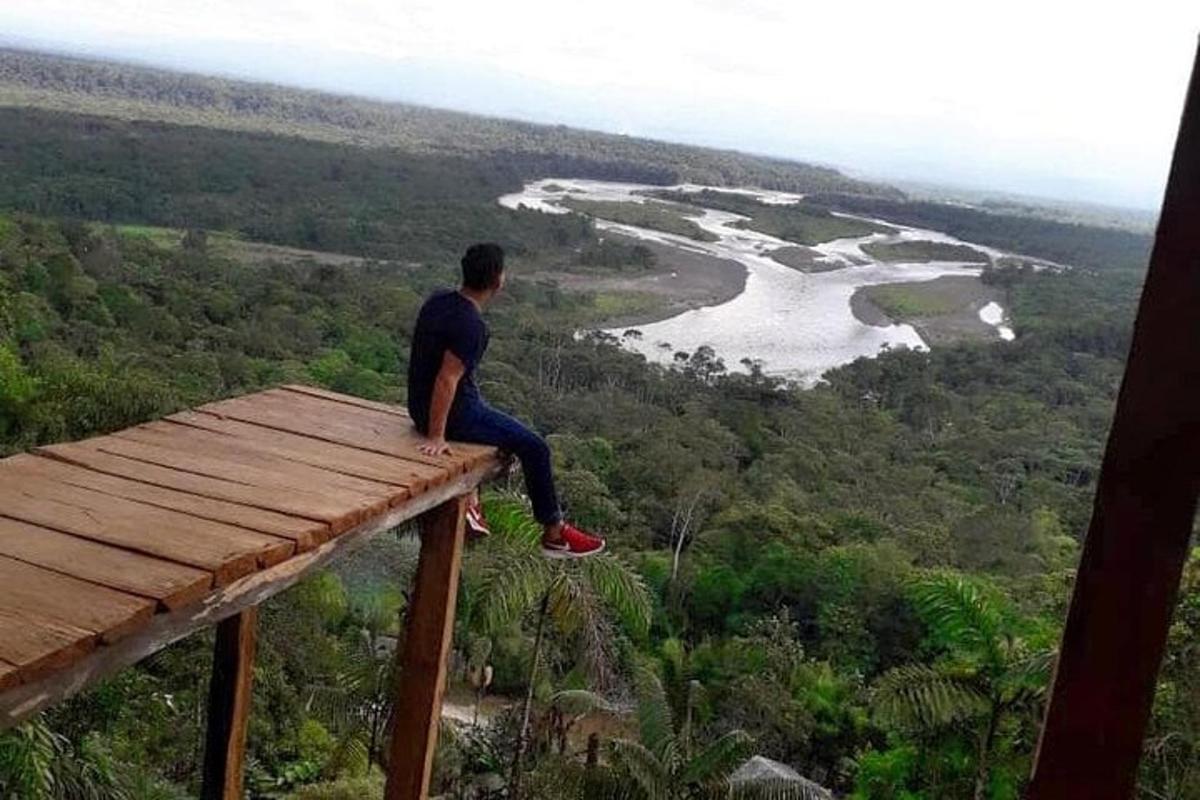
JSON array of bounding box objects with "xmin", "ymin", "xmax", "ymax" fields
[{"xmin": 0, "ymin": 456, "xmax": 503, "ymax": 732}]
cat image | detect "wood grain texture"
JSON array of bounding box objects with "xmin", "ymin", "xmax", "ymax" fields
[
  {"xmin": 39, "ymin": 442, "xmax": 359, "ymax": 534},
  {"xmin": 0, "ymin": 555, "xmax": 154, "ymax": 647},
  {"xmin": 0, "ymin": 662, "xmax": 18, "ymax": 693},
  {"xmin": 385, "ymin": 495, "xmax": 469, "ymax": 800},
  {"xmin": 94, "ymin": 433, "xmax": 394, "ymax": 514},
  {"xmin": 0, "ymin": 607, "xmax": 95, "ymax": 684},
  {"xmin": 201, "ymin": 608, "xmax": 257, "ymax": 800},
  {"xmin": 0, "ymin": 474, "xmax": 289, "ymax": 584},
  {"xmin": 167, "ymin": 410, "xmax": 443, "ymax": 493},
  {"xmin": 0, "ymin": 515, "xmax": 211, "ymax": 610},
  {"xmin": 0, "ymin": 457, "xmax": 502, "ymax": 731},
  {"xmin": 9, "ymin": 453, "xmax": 329, "ymax": 547},
  {"xmin": 0, "ymin": 387, "xmax": 502, "ymax": 741},
  {"xmin": 116, "ymin": 420, "xmax": 406, "ymax": 496},
  {"xmin": 279, "ymin": 384, "xmax": 411, "ymax": 417},
  {"xmin": 198, "ymin": 391, "xmax": 492, "ymax": 471}
]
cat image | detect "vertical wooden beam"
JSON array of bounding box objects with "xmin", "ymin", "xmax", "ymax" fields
[
  {"xmin": 201, "ymin": 607, "xmax": 258, "ymax": 800},
  {"xmin": 385, "ymin": 494, "xmax": 469, "ymax": 800},
  {"xmin": 1028, "ymin": 39, "xmax": 1200, "ymax": 799}
]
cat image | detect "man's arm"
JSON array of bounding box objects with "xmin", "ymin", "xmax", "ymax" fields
[{"xmin": 418, "ymin": 349, "xmax": 467, "ymax": 456}]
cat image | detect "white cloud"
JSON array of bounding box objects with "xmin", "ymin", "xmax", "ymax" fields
[{"xmin": 1, "ymin": 0, "xmax": 1197, "ymax": 206}]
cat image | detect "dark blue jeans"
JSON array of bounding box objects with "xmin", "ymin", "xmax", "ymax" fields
[{"xmin": 445, "ymin": 402, "xmax": 562, "ymax": 526}]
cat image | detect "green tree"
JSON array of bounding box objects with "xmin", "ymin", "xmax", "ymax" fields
[
  {"xmin": 473, "ymin": 492, "xmax": 653, "ymax": 799},
  {"xmin": 0, "ymin": 717, "xmax": 129, "ymax": 800},
  {"xmin": 597, "ymin": 664, "xmax": 829, "ymax": 800},
  {"xmin": 870, "ymin": 574, "xmax": 1054, "ymax": 800}
]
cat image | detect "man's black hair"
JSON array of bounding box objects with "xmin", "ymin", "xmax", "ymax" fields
[{"xmin": 461, "ymin": 243, "xmax": 505, "ymax": 290}]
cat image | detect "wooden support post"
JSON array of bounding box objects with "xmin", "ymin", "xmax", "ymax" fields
[
  {"xmin": 201, "ymin": 608, "xmax": 258, "ymax": 800},
  {"xmin": 385, "ymin": 494, "xmax": 469, "ymax": 800},
  {"xmin": 1027, "ymin": 39, "xmax": 1200, "ymax": 799}
]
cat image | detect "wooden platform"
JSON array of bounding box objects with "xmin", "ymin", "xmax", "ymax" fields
[{"xmin": 0, "ymin": 385, "xmax": 500, "ymax": 728}]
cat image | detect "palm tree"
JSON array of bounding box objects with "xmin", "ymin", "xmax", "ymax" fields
[
  {"xmin": 473, "ymin": 491, "xmax": 653, "ymax": 800},
  {"xmin": 870, "ymin": 573, "xmax": 1054, "ymax": 800},
  {"xmin": 307, "ymin": 583, "xmax": 408, "ymax": 775},
  {"xmin": 597, "ymin": 663, "xmax": 829, "ymax": 800},
  {"xmin": 0, "ymin": 717, "xmax": 129, "ymax": 800}
]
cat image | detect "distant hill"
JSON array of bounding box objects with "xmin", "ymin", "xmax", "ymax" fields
[{"xmin": 0, "ymin": 47, "xmax": 898, "ymax": 198}]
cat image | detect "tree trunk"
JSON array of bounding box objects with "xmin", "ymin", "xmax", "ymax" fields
[
  {"xmin": 974, "ymin": 702, "xmax": 1003, "ymax": 800},
  {"xmin": 510, "ymin": 591, "xmax": 550, "ymax": 800},
  {"xmin": 586, "ymin": 733, "xmax": 600, "ymax": 767}
]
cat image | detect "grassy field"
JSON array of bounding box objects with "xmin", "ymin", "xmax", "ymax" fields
[
  {"xmin": 731, "ymin": 207, "xmax": 889, "ymax": 246},
  {"xmin": 582, "ymin": 290, "xmax": 666, "ymax": 323},
  {"xmin": 861, "ymin": 283, "xmax": 964, "ymax": 318},
  {"xmin": 561, "ymin": 198, "xmax": 718, "ymax": 242},
  {"xmin": 861, "ymin": 240, "xmax": 989, "ymax": 263},
  {"xmin": 648, "ymin": 188, "xmax": 891, "ymax": 246},
  {"xmin": 853, "ymin": 275, "xmax": 1006, "ymax": 346},
  {"xmin": 767, "ymin": 245, "xmax": 844, "ymax": 273}
]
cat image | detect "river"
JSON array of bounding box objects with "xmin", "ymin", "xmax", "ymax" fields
[{"xmin": 500, "ymin": 178, "xmax": 1021, "ymax": 386}]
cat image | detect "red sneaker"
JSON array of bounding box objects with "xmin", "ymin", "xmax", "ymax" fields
[
  {"xmin": 542, "ymin": 523, "xmax": 606, "ymax": 560},
  {"xmin": 465, "ymin": 495, "xmax": 490, "ymax": 540}
]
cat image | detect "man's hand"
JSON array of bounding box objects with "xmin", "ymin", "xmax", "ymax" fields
[{"xmin": 419, "ymin": 436, "xmax": 453, "ymax": 456}]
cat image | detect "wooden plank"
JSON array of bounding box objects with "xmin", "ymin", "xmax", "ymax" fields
[
  {"xmin": 111, "ymin": 422, "xmax": 407, "ymax": 502},
  {"xmin": 201, "ymin": 608, "xmax": 257, "ymax": 800},
  {"xmin": 167, "ymin": 410, "xmax": 445, "ymax": 492},
  {"xmin": 279, "ymin": 384, "xmax": 411, "ymax": 418},
  {"xmin": 200, "ymin": 390, "xmax": 450, "ymax": 461},
  {"xmin": 39, "ymin": 442, "xmax": 361, "ymax": 534},
  {"xmin": 0, "ymin": 662, "xmax": 18, "ymax": 693},
  {"xmin": 93, "ymin": 434, "xmax": 393, "ymax": 508},
  {"xmin": 385, "ymin": 495, "xmax": 469, "ymax": 800},
  {"xmin": 0, "ymin": 474, "xmax": 290, "ymax": 584},
  {"xmin": 0, "ymin": 457, "xmax": 503, "ymax": 731},
  {"xmin": 8, "ymin": 454, "xmax": 327, "ymax": 549},
  {"xmin": 258, "ymin": 388, "xmax": 498, "ymax": 469},
  {"xmin": 199, "ymin": 391, "xmax": 493, "ymax": 472},
  {"xmin": 1028, "ymin": 42, "xmax": 1200, "ymax": 799},
  {"xmin": 0, "ymin": 555, "xmax": 154, "ymax": 648},
  {"xmin": 0, "ymin": 607, "xmax": 96, "ymax": 685},
  {"xmin": 0, "ymin": 515, "xmax": 211, "ymax": 610},
  {"xmin": 261, "ymin": 389, "xmax": 495, "ymax": 467}
]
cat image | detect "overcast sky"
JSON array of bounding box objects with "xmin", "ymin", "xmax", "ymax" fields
[{"xmin": 2, "ymin": 1, "xmax": 1197, "ymax": 209}]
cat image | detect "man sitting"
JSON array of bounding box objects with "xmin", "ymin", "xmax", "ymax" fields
[{"xmin": 408, "ymin": 243, "xmax": 606, "ymax": 559}]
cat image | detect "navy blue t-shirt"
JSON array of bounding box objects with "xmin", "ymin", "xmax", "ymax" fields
[{"xmin": 407, "ymin": 289, "xmax": 489, "ymax": 432}]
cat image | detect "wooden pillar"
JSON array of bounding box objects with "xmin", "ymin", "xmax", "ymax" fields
[
  {"xmin": 385, "ymin": 494, "xmax": 469, "ymax": 800},
  {"xmin": 201, "ymin": 608, "xmax": 258, "ymax": 800},
  {"xmin": 1027, "ymin": 39, "xmax": 1200, "ymax": 799}
]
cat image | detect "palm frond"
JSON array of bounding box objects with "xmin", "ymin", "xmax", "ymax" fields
[
  {"xmin": 682, "ymin": 729, "xmax": 753, "ymax": 784},
  {"xmin": 609, "ymin": 738, "xmax": 669, "ymax": 800},
  {"xmin": 633, "ymin": 663, "xmax": 678, "ymax": 761},
  {"xmin": 306, "ymin": 684, "xmax": 367, "ymax": 733},
  {"xmin": 910, "ymin": 574, "xmax": 1004, "ymax": 663},
  {"xmin": 581, "ymin": 554, "xmax": 653, "ymax": 639},
  {"xmin": 550, "ymin": 688, "xmax": 616, "ymax": 716},
  {"xmin": 999, "ymin": 647, "xmax": 1056, "ymax": 706},
  {"xmin": 551, "ymin": 575, "xmax": 618, "ymax": 687},
  {"xmin": 0, "ymin": 719, "xmax": 58, "ymax": 799},
  {"xmin": 482, "ymin": 490, "xmax": 544, "ymax": 547},
  {"xmin": 475, "ymin": 549, "xmax": 555, "ymax": 633},
  {"xmin": 325, "ymin": 731, "xmax": 370, "ymax": 778},
  {"xmin": 871, "ymin": 663, "xmax": 989, "ymax": 731}
]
